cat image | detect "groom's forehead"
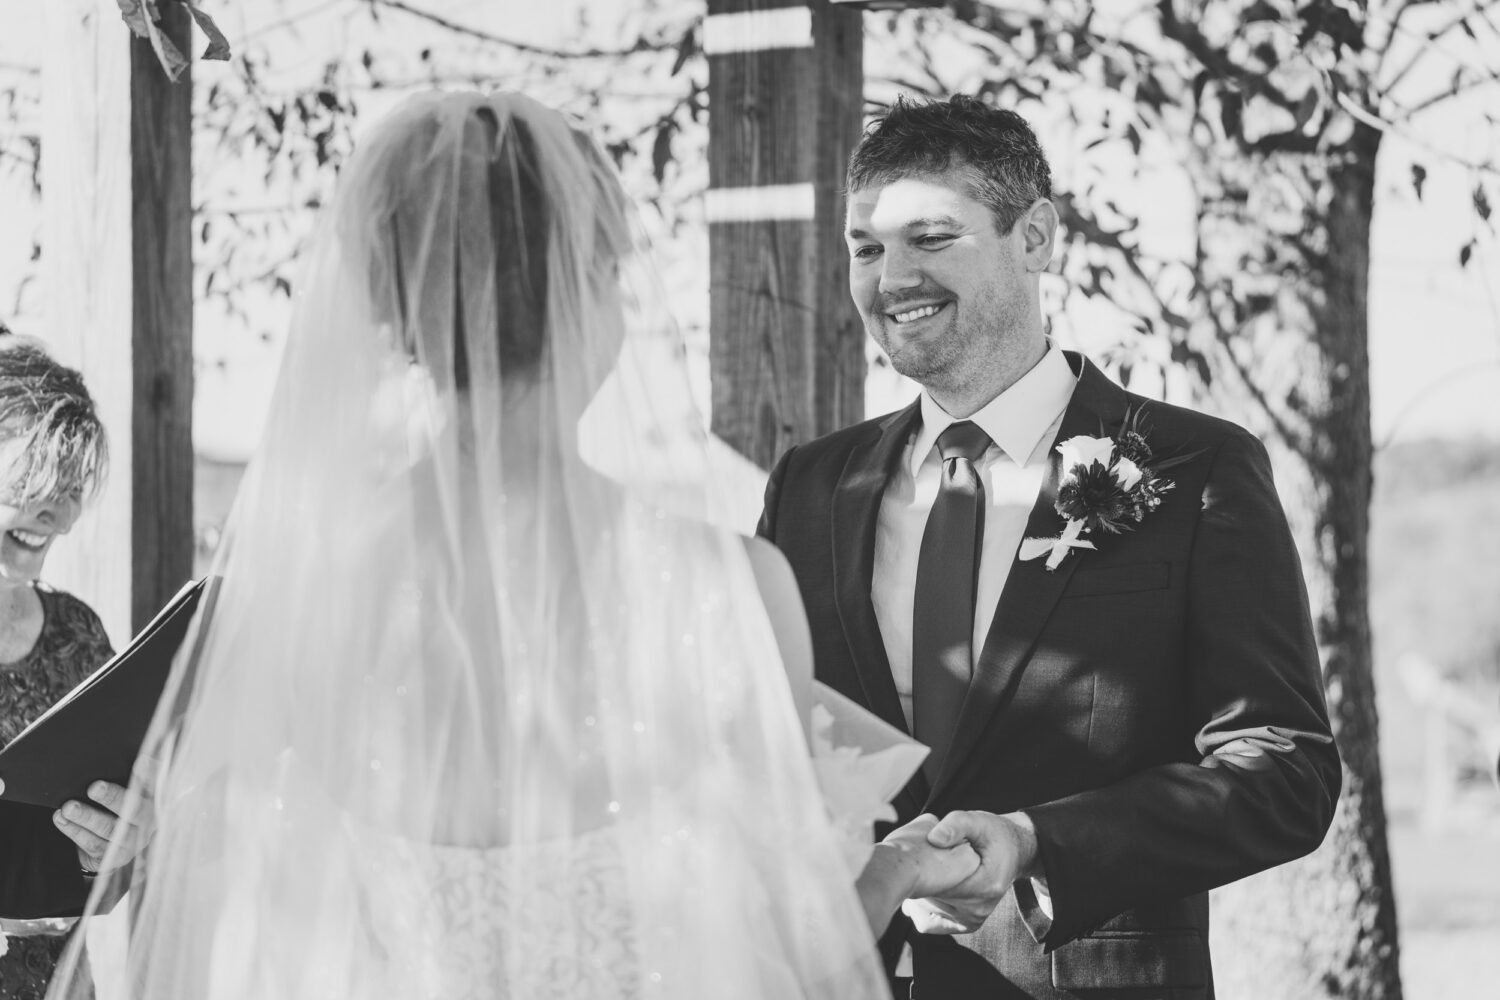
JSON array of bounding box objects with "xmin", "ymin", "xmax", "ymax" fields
[{"xmin": 845, "ymin": 171, "xmax": 983, "ymax": 233}]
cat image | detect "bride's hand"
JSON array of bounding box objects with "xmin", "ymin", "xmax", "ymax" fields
[
  {"xmin": 854, "ymin": 813, "xmax": 980, "ymax": 936},
  {"xmin": 879, "ymin": 813, "xmax": 981, "ymax": 898}
]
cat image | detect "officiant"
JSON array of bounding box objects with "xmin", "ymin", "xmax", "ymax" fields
[{"xmin": 0, "ymin": 331, "xmax": 150, "ymax": 987}]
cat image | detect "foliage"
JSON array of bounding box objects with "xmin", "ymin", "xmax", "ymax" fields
[
  {"xmin": 0, "ymin": 0, "xmax": 708, "ymax": 351},
  {"xmin": 872, "ymin": 1, "xmax": 1498, "ymax": 419},
  {"xmin": 2, "ymin": 1, "xmax": 1493, "ymax": 388}
]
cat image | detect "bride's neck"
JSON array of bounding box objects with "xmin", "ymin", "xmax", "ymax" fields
[{"xmin": 466, "ymin": 386, "xmax": 579, "ymax": 491}]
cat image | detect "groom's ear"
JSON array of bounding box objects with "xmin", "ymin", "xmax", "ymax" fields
[{"xmin": 1019, "ymin": 199, "xmax": 1059, "ymax": 274}]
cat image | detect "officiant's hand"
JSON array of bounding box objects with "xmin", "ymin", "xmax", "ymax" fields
[
  {"xmin": 51, "ymin": 780, "xmax": 154, "ymax": 875},
  {"xmin": 902, "ymin": 809, "xmax": 1039, "ymax": 935}
]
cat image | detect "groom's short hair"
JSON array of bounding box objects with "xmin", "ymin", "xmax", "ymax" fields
[{"xmin": 847, "ymin": 94, "xmax": 1052, "ymax": 237}]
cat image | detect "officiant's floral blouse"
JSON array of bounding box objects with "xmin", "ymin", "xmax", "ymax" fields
[
  {"xmin": 0, "ymin": 586, "xmax": 113, "ymax": 744},
  {"xmin": 0, "ymin": 584, "xmax": 113, "ymax": 1000}
]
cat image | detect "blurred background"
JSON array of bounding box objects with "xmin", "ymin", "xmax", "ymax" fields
[{"xmin": 2, "ymin": 2, "xmax": 1497, "ymax": 998}]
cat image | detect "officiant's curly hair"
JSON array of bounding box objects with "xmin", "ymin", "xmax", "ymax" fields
[
  {"xmin": 847, "ymin": 93, "xmax": 1052, "ymax": 237},
  {"xmin": 0, "ymin": 328, "xmax": 108, "ymax": 509}
]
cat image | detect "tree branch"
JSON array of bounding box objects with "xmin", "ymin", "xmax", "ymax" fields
[
  {"xmin": 1376, "ymin": 0, "xmax": 1446, "ymax": 62},
  {"xmin": 1247, "ymin": 130, "xmax": 1327, "ymax": 155},
  {"xmin": 240, "ymin": 0, "xmax": 347, "ymax": 44},
  {"xmin": 1054, "ymin": 191, "xmax": 1194, "ymax": 331},
  {"xmin": 1153, "ymin": 0, "xmax": 1244, "ymax": 81},
  {"xmin": 1396, "ymin": 62, "xmax": 1500, "ymax": 119},
  {"xmin": 1378, "ymin": 0, "xmax": 1500, "ymax": 94},
  {"xmin": 365, "ymin": 0, "xmax": 687, "ymax": 60},
  {"xmin": 1153, "ymin": 0, "xmax": 1298, "ymax": 111},
  {"xmin": 1207, "ymin": 310, "xmax": 1310, "ymax": 453},
  {"xmin": 1338, "ymin": 91, "xmax": 1500, "ymax": 175}
]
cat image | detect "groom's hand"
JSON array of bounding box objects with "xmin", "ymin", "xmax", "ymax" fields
[
  {"xmin": 855, "ymin": 813, "xmax": 981, "ymax": 937},
  {"xmin": 902, "ymin": 810, "xmax": 1039, "ymax": 935}
]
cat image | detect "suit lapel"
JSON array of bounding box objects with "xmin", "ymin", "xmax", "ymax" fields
[
  {"xmin": 830, "ymin": 400, "xmax": 921, "ymax": 737},
  {"xmin": 927, "ymin": 355, "xmax": 1131, "ymax": 804}
]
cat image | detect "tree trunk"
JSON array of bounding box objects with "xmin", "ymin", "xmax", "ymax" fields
[{"xmin": 1202, "ymin": 122, "xmax": 1403, "ymax": 1000}]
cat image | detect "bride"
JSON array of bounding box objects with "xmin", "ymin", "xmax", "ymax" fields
[{"xmin": 51, "ymin": 93, "xmax": 974, "ymax": 998}]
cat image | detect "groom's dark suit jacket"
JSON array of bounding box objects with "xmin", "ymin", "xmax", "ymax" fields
[{"xmin": 758, "ymin": 353, "xmax": 1339, "ymax": 999}]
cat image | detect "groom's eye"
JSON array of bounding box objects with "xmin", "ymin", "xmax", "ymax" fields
[
  {"xmin": 916, "ymin": 234, "xmax": 956, "ymax": 249},
  {"xmin": 850, "ymin": 245, "xmax": 882, "ymax": 260}
]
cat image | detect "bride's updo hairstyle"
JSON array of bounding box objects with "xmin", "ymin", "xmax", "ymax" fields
[{"xmin": 334, "ymin": 94, "xmax": 630, "ymax": 394}]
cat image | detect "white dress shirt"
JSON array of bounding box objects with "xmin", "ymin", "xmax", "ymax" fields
[{"xmin": 871, "ymin": 346, "xmax": 1077, "ymax": 732}]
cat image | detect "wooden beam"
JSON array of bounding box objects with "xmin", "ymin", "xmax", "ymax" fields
[
  {"xmin": 707, "ymin": 0, "xmax": 866, "ymax": 470},
  {"xmin": 42, "ymin": 0, "xmax": 195, "ymax": 643}
]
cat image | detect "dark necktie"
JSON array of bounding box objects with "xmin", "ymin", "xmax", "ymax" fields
[{"xmin": 912, "ymin": 420, "xmax": 993, "ymax": 783}]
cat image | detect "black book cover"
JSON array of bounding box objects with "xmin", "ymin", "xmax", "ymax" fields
[{"xmin": 0, "ymin": 578, "xmax": 209, "ymax": 808}]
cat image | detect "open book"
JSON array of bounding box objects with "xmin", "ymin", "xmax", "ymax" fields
[{"xmin": 0, "ymin": 578, "xmax": 210, "ymax": 808}]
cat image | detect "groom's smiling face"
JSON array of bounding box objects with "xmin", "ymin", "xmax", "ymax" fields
[{"xmin": 845, "ymin": 168, "xmax": 1038, "ymax": 397}]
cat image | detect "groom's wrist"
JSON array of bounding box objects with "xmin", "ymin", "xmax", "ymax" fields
[{"xmin": 999, "ymin": 811, "xmax": 1043, "ymax": 882}]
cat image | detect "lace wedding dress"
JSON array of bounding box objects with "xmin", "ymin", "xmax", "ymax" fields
[
  {"xmin": 351, "ymin": 825, "xmax": 641, "ymax": 999},
  {"xmin": 350, "ymin": 680, "xmax": 919, "ymax": 1000}
]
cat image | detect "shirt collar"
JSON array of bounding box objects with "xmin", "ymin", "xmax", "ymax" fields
[{"xmin": 909, "ymin": 345, "xmax": 1077, "ymax": 476}]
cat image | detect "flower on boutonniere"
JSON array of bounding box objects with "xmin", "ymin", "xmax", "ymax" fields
[{"xmin": 1020, "ymin": 407, "xmax": 1188, "ymax": 571}]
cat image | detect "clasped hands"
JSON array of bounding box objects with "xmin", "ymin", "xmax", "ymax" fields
[{"xmin": 869, "ymin": 810, "xmax": 1038, "ymax": 936}]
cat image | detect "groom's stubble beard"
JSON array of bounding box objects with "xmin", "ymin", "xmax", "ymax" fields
[{"xmin": 869, "ymin": 277, "xmax": 1027, "ymax": 403}]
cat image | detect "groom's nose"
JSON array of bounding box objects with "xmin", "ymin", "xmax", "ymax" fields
[{"xmin": 878, "ymin": 248, "xmax": 926, "ymax": 294}]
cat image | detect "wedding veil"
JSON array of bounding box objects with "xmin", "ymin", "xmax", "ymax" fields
[{"xmin": 53, "ymin": 92, "xmax": 889, "ymax": 998}]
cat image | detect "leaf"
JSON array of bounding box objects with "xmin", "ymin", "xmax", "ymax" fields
[
  {"xmin": 1474, "ymin": 184, "xmax": 1492, "ymax": 223},
  {"xmin": 651, "ymin": 120, "xmax": 675, "ymax": 185},
  {"xmin": 669, "ymin": 26, "xmax": 696, "ymax": 77},
  {"xmin": 1460, "ymin": 18, "xmax": 1476, "ymax": 41},
  {"xmin": 1102, "ymin": 54, "xmax": 1126, "ymax": 91},
  {"xmin": 1459, "ymin": 240, "xmax": 1474, "ymax": 267},
  {"xmin": 1242, "ymin": 0, "xmax": 1281, "ymax": 23},
  {"xmin": 182, "ymin": 1, "xmax": 232, "ymax": 62},
  {"xmin": 116, "ymin": 0, "xmax": 189, "ymax": 81},
  {"xmin": 1192, "ymin": 70, "xmax": 1211, "ymax": 110},
  {"xmin": 1411, "ymin": 163, "xmax": 1427, "ymax": 201},
  {"xmin": 1220, "ymin": 89, "xmax": 1243, "ymax": 140},
  {"xmin": 1292, "ymin": 89, "xmax": 1319, "ymax": 133}
]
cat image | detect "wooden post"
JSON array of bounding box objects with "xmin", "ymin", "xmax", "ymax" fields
[
  {"xmin": 41, "ymin": 0, "xmax": 194, "ymax": 644},
  {"xmin": 706, "ymin": 0, "xmax": 866, "ymax": 470}
]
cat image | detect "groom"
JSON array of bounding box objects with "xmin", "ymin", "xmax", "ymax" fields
[{"xmin": 757, "ymin": 95, "xmax": 1340, "ymax": 998}]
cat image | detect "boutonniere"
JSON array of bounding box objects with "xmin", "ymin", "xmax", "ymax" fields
[{"xmin": 1020, "ymin": 407, "xmax": 1192, "ymax": 571}]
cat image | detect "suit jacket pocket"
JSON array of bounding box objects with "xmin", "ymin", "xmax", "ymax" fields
[
  {"xmin": 1051, "ymin": 929, "xmax": 1206, "ymax": 990},
  {"xmin": 1062, "ymin": 561, "xmax": 1171, "ymax": 598}
]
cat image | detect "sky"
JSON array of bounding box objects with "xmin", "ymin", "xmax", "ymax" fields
[{"xmin": 1, "ymin": 0, "xmax": 1497, "ymax": 459}]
